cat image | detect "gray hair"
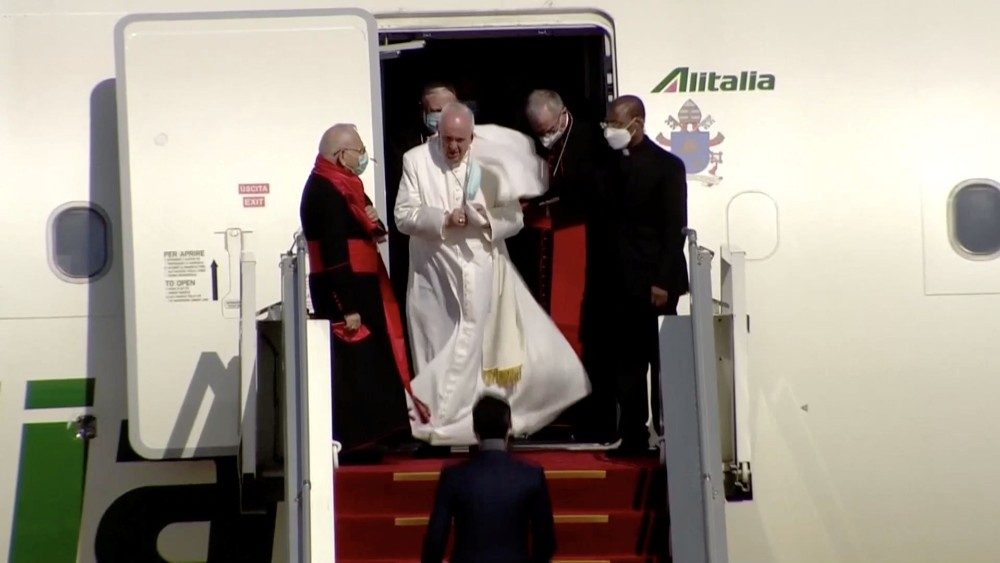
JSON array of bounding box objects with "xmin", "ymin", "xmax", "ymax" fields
[
  {"xmin": 526, "ymin": 89, "xmax": 565, "ymax": 120},
  {"xmin": 438, "ymin": 102, "xmax": 475, "ymax": 133}
]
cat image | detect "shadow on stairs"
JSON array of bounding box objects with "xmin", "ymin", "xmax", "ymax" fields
[{"xmin": 335, "ymin": 450, "xmax": 668, "ymax": 562}]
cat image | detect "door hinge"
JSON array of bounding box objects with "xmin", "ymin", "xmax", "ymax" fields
[{"xmin": 724, "ymin": 461, "xmax": 753, "ymax": 501}]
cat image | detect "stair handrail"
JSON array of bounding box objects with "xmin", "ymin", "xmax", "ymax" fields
[
  {"xmin": 281, "ymin": 235, "xmax": 308, "ymax": 562},
  {"xmin": 659, "ymin": 228, "xmax": 730, "ymax": 563}
]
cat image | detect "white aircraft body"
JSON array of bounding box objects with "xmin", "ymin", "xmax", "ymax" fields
[{"xmin": 1, "ymin": 0, "xmax": 999, "ymax": 561}]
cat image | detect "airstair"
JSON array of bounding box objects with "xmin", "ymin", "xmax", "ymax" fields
[{"xmin": 249, "ymin": 231, "xmax": 749, "ymax": 562}]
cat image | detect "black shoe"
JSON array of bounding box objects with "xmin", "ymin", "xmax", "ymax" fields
[
  {"xmin": 338, "ymin": 446, "xmax": 385, "ymax": 465},
  {"xmin": 413, "ymin": 443, "xmax": 452, "ymax": 459},
  {"xmin": 606, "ymin": 439, "xmax": 658, "ymax": 459},
  {"xmin": 573, "ymin": 434, "xmax": 619, "ymax": 446}
]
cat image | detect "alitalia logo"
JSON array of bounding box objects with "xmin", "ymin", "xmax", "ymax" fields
[{"xmin": 652, "ymin": 67, "xmax": 775, "ymax": 93}]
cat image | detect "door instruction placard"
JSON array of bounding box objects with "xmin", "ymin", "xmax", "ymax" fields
[{"xmin": 163, "ymin": 249, "xmax": 210, "ymax": 302}]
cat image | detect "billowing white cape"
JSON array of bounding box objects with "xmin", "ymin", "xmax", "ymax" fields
[
  {"xmin": 395, "ymin": 127, "xmax": 589, "ymax": 445},
  {"xmin": 472, "ymin": 124, "xmax": 549, "ymax": 202}
]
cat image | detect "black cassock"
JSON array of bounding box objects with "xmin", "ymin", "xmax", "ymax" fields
[
  {"xmin": 299, "ymin": 173, "xmax": 409, "ymax": 452},
  {"xmin": 587, "ymin": 135, "xmax": 689, "ymax": 449}
]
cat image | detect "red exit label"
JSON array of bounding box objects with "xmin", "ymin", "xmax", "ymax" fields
[
  {"xmin": 243, "ymin": 196, "xmax": 266, "ymax": 208},
  {"xmin": 239, "ymin": 183, "xmax": 270, "ymax": 194}
]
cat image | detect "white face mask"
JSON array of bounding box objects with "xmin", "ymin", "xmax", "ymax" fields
[
  {"xmin": 540, "ymin": 130, "xmax": 563, "ymax": 149},
  {"xmin": 604, "ymin": 127, "xmax": 632, "ymax": 150},
  {"xmin": 539, "ymin": 113, "xmax": 568, "ymax": 149}
]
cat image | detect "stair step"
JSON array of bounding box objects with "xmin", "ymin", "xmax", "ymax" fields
[
  {"xmin": 338, "ymin": 557, "xmax": 661, "ymax": 563},
  {"xmin": 336, "ymin": 451, "xmax": 665, "ymax": 514},
  {"xmin": 336, "ymin": 510, "xmax": 666, "ymax": 559}
]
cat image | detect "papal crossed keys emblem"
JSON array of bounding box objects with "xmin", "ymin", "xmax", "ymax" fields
[{"xmin": 656, "ymin": 99, "xmax": 724, "ymax": 186}]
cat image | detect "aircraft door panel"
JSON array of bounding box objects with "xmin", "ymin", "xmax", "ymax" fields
[{"xmin": 114, "ymin": 9, "xmax": 385, "ymax": 459}]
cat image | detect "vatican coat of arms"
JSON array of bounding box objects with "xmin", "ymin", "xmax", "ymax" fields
[{"xmin": 655, "ymin": 99, "xmax": 724, "ymax": 186}]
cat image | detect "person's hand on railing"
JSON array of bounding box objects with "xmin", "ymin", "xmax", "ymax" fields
[{"xmin": 332, "ymin": 440, "xmax": 343, "ymax": 469}]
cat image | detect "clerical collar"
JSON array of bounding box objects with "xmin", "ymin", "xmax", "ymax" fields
[{"xmin": 479, "ymin": 439, "xmax": 507, "ymax": 452}]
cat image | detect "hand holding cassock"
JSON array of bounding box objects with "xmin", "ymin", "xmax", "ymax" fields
[
  {"xmin": 411, "ymin": 396, "xmax": 431, "ymax": 424},
  {"xmin": 344, "ymin": 312, "xmax": 362, "ymax": 331},
  {"xmin": 332, "ymin": 313, "xmax": 371, "ymax": 344}
]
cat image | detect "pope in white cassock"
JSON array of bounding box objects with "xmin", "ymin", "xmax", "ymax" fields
[{"xmin": 394, "ymin": 102, "xmax": 591, "ymax": 445}]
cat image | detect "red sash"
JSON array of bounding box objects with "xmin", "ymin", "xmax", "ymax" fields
[{"xmin": 306, "ymin": 239, "xmax": 414, "ymax": 395}]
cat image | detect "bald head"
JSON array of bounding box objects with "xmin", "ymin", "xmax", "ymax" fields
[
  {"xmin": 439, "ymin": 102, "xmax": 475, "ymax": 132},
  {"xmin": 318, "ymin": 124, "xmax": 362, "ymax": 161},
  {"xmin": 318, "ymin": 123, "xmax": 367, "ymax": 174},
  {"xmin": 438, "ymin": 102, "xmax": 475, "ymax": 164},
  {"xmin": 606, "ymin": 95, "xmax": 647, "ymax": 149},
  {"xmin": 610, "ymin": 95, "xmax": 645, "ymax": 121}
]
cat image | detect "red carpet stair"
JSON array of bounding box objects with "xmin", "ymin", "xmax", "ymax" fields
[{"xmin": 335, "ymin": 451, "xmax": 668, "ymax": 562}]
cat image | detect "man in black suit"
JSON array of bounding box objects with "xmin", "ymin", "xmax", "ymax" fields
[
  {"xmin": 599, "ymin": 95, "xmax": 690, "ymax": 455},
  {"xmin": 421, "ymin": 396, "xmax": 556, "ymax": 563}
]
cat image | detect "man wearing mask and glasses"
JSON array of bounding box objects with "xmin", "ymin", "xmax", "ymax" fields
[
  {"xmin": 521, "ymin": 89, "xmax": 615, "ymax": 443},
  {"xmin": 598, "ymin": 95, "xmax": 690, "ymax": 456},
  {"xmin": 300, "ymin": 124, "xmax": 430, "ymax": 463}
]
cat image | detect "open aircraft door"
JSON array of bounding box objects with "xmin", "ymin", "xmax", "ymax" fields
[{"xmin": 115, "ymin": 10, "xmax": 384, "ymax": 558}]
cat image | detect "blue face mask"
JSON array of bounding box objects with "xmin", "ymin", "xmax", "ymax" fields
[
  {"xmin": 350, "ymin": 152, "xmax": 369, "ymax": 176},
  {"xmin": 424, "ymin": 111, "xmax": 441, "ymax": 133},
  {"xmin": 465, "ymin": 159, "xmax": 481, "ymax": 200}
]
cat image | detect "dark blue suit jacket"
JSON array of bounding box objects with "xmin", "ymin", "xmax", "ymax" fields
[{"xmin": 421, "ymin": 450, "xmax": 556, "ymax": 563}]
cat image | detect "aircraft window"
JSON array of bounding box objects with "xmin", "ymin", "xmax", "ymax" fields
[
  {"xmin": 48, "ymin": 204, "xmax": 111, "ymax": 282},
  {"xmin": 949, "ymin": 180, "xmax": 1000, "ymax": 259}
]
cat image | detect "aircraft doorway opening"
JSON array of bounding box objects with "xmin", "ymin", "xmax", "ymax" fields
[{"xmin": 379, "ymin": 28, "xmax": 614, "ymax": 421}]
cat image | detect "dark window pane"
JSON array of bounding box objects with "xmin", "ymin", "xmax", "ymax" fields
[
  {"xmin": 953, "ymin": 183, "xmax": 1000, "ymax": 256},
  {"xmin": 52, "ymin": 207, "xmax": 109, "ymax": 279}
]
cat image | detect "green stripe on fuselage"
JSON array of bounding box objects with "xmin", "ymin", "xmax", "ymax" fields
[
  {"xmin": 9, "ymin": 423, "xmax": 88, "ymax": 562},
  {"xmin": 25, "ymin": 378, "xmax": 95, "ymax": 409}
]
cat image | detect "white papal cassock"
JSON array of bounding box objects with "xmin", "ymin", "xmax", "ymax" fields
[{"xmin": 395, "ymin": 135, "xmax": 591, "ymax": 445}]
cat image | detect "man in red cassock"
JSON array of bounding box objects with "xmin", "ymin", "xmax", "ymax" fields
[{"xmin": 523, "ymin": 90, "xmax": 617, "ymax": 443}]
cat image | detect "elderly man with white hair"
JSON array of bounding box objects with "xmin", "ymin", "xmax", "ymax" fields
[
  {"xmin": 395, "ymin": 103, "xmax": 590, "ymax": 445},
  {"xmin": 300, "ymin": 124, "xmax": 429, "ymax": 462}
]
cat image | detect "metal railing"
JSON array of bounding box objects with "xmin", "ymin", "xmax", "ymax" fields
[
  {"xmin": 659, "ymin": 229, "xmax": 730, "ymax": 563},
  {"xmin": 279, "ymin": 234, "xmax": 336, "ymax": 562}
]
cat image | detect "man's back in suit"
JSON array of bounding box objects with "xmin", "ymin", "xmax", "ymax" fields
[{"xmin": 421, "ymin": 448, "xmax": 556, "ymax": 563}]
